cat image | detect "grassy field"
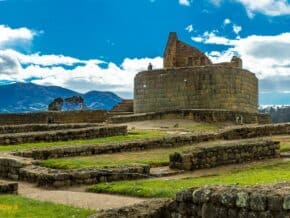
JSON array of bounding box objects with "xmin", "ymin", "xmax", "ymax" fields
[
  {"xmin": 87, "ymin": 159, "xmax": 290, "ymax": 198},
  {"xmin": 40, "ymin": 135, "xmax": 290, "ymax": 170},
  {"xmin": 41, "ymin": 144, "xmax": 195, "ymax": 169},
  {"xmin": 0, "ymin": 130, "xmax": 167, "ymax": 153},
  {"xmin": 274, "ymin": 135, "xmax": 290, "ymax": 152},
  {"xmin": 0, "ymin": 195, "xmax": 94, "ymax": 218},
  {"xmin": 177, "ymin": 123, "xmax": 220, "ymax": 132}
]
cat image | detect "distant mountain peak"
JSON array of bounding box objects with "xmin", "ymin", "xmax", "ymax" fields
[{"xmin": 0, "ymin": 83, "xmax": 122, "ymax": 113}]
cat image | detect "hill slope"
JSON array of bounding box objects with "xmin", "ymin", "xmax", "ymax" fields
[{"xmin": 0, "ymin": 83, "xmax": 122, "ymax": 113}]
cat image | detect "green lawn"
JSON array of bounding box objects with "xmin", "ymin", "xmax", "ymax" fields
[
  {"xmin": 87, "ymin": 159, "xmax": 290, "ymax": 198},
  {"xmin": 274, "ymin": 135, "xmax": 290, "ymax": 152},
  {"xmin": 0, "ymin": 130, "xmax": 167, "ymax": 153},
  {"xmin": 0, "ymin": 195, "xmax": 94, "ymax": 218},
  {"xmin": 41, "ymin": 144, "xmax": 195, "ymax": 169}
]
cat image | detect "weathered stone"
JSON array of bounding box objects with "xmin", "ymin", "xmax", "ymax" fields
[
  {"xmin": 236, "ymin": 192, "xmax": 249, "ymax": 208},
  {"xmin": 250, "ymin": 194, "xmax": 267, "ymax": 211},
  {"xmin": 268, "ymin": 195, "xmax": 283, "ymax": 211},
  {"xmin": 192, "ymin": 188, "xmax": 212, "ymax": 203},
  {"xmin": 201, "ymin": 203, "xmax": 216, "ymax": 218},
  {"xmin": 170, "ymin": 140, "xmax": 279, "ymax": 171},
  {"xmin": 282, "ymin": 195, "xmax": 290, "ymax": 210}
]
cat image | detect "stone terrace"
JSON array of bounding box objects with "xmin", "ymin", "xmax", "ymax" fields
[{"xmin": 0, "ymin": 124, "xmax": 127, "ymax": 145}]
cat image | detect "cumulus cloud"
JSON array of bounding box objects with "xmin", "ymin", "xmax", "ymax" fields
[
  {"xmin": 0, "ymin": 25, "xmax": 36, "ymax": 49},
  {"xmin": 2, "ymin": 49, "xmax": 103, "ymax": 67},
  {"xmin": 0, "ymin": 48, "xmax": 162, "ymax": 98},
  {"xmin": 210, "ymin": 0, "xmax": 290, "ymax": 17},
  {"xmin": 235, "ymin": 0, "xmax": 290, "ymax": 17},
  {"xmin": 0, "ymin": 24, "xmax": 164, "ymax": 98},
  {"xmin": 0, "ymin": 52, "xmax": 21, "ymax": 75},
  {"xmin": 192, "ymin": 30, "xmax": 290, "ymax": 93}
]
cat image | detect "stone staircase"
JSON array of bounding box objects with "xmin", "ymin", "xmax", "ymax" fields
[{"xmin": 110, "ymin": 99, "xmax": 134, "ymax": 116}]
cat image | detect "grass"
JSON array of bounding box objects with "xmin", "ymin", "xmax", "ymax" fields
[
  {"xmin": 273, "ymin": 135, "xmax": 290, "ymax": 152},
  {"xmin": 178, "ymin": 123, "xmax": 219, "ymax": 132},
  {"xmin": 0, "ymin": 195, "xmax": 94, "ymax": 218},
  {"xmin": 87, "ymin": 160, "xmax": 290, "ymax": 198},
  {"xmin": 41, "ymin": 144, "xmax": 195, "ymax": 169},
  {"xmin": 0, "ymin": 130, "xmax": 167, "ymax": 153}
]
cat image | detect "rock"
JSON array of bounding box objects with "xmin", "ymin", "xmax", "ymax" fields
[
  {"xmin": 236, "ymin": 192, "xmax": 249, "ymax": 208},
  {"xmin": 250, "ymin": 194, "xmax": 267, "ymax": 211}
]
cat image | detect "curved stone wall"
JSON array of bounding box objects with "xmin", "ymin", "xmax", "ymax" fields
[{"xmin": 134, "ymin": 66, "xmax": 258, "ymax": 113}]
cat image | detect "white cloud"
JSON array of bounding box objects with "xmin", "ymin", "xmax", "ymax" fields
[
  {"xmin": 192, "ymin": 31, "xmax": 234, "ymax": 45},
  {"xmin": 223, "ymin": 18, "xmax": 231, "ymax": 25},
  {"xmin": 185, "ymin": 24, "xmax": 194, "ymax": 33},
  {"xmin": 192, "ymin": 31, "xmax": 290, "ymax": 92},
  {"xmin": 0, "ymin": 48, "xmax": 163, "ymax": 98},
  {"xmin": 233, "ymin": 24, "xmax": 242, "ymax": 35},
  {"xmin": 0, "ymin": 25, "xmax": 36, "ymax": 49},
  {"xmin": 0, "ymin": 52, "xmax": 21, "ymax": 75},
  {"xmin": 212, "ymin": 0, "xmax": 290, "ymax": 17},
  {"xmin": 0, "ymin": 24, "xmax": 164, "ymax": 98},
  {"xmin": 179, "ymin": 0, "xmax": 191, "ymax": 6},
  {"xmin": 2, "ymin": 49, "xmax": 103, "ymax": 67},
  {"xmin": 235, "ymin": 0, "xmax": 290, "ymax": 17}
]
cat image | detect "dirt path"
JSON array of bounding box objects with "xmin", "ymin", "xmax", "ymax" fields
[{"xmin": 10, "ymin": 181, "xmax": 146, "ymax": 211}]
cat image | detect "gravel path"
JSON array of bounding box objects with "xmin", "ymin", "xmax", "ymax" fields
[{"xmin": 13, "ymin": 181, "xmax": 146, "ymax": 211}]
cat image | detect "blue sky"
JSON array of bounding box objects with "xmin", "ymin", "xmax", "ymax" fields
[{"xmin": 0, "ymin": 0, "xmax": 290, "ymax": 105}]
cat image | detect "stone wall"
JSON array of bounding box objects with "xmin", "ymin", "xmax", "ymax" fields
[
  {"xmin": 0, "ymin": 123, "xmax": 101, "ymax": 134},
  {"xmin": 164, "ymin": 32, "xmax": 212, "ymax": 68},
  {"xmin": 111, "ymin": 109, "xmax": 271, "ymax": 124},
  {"xmin": 0, "ymin": 156, "xmax": 150, "ymax": 187},
  {"xmin": 0, "ymin": 125, "xmax": 127, "ymax": 145},
  {"xmin": 0, "ymin": 110, "xmax": 107, "ymax": 125},
  {"xmin": 20, "ymin": 165, "xmax": 150, "ymax": 188},
  {"xmin": 91, "ymin": 199, "xmax": 173, "ymax": 218},
  {"xmin": 92, "ymin": 184, "xmax": 290, "ymax": 218},
  {"xmin": 13, "ymin": 133, "xmax": 218, "ymax": 160},
  {"xmin": 170, "ymin": 184, "xmax": 290, "ymax": 218},
  {"xmin": 0, "ymin": 182, "xmax": 18, "ymax": 194},
  {"xmin": 134, "ymin": 66, "xmax": 258, "ymax": 113},
  {"xmin": 0, "ymin": 156, "xmax": 31, "ymax": 180},
  {"xmin": 14, "ymin": 123, "xmax": 290, "ymax": 160},
  {"xmin": 169, "ymin": 140, "xmax": 280, "ymax": 171}
]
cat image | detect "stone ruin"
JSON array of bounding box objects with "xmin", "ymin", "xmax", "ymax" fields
[
  {"xmin": 134, "ymin": 32, "xmax": 257, "ymax": 114},
  {"xmin": 48, "ymin": 96, "xmax": 87, "ymax": 111}
]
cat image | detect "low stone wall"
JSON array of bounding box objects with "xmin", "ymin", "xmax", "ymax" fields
[
  {"xmin": 0, "ymin": 110, "xmax": 108, "ymax": 125},
  {"xmin": 14, "ymin": 134, "xmax": 217, "ymax": 160},
  {"xmin": 0, "ymin": 156, "xmax": 31, "ymax": 180},
  {"xmin": 0, "ymin": 123, "xmax": 101, "ymax": 134},
  {"xmin": 170, "ymin": 184, "xmax": 290, "ymax": 217},
  {"xmin": 220, "ymin": 123, "xmax": 290, "ymax": 140},
  {"xmin": 14, "ymin": 123, "xmax": 290, "ymax": 160},
  {"xmin": 0, "ymin": 156, "xmax": 150, "ymax": 187},
  {"xmin": 20, "ymin": 165, "xmax": 150, "ymax": 188},
  {"xmin": 0, "ymin": 181, "xmax": 18, "ymax": 194},
  {"xmin": 90, "ymin": 199, "xmax": 173, "ymax": 218},
  {"xmin": 93, "ymin": 184, "xmax": 290, "ymax": 218},
  {"xmin": 0, "ymin": 125, "xmax": 127, "ymax": 145},
  {"xmin": 110, "ymin": 109, "xmax": 271, "ymax": 124},
  {"xmin": 169, "ymin": 140, "xmax": 280, "ymax": 170}
]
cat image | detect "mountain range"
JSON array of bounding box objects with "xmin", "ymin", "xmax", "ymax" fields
[{"xmin": 0, "ymin": 83, "xmax": 122, "ymax": 113}]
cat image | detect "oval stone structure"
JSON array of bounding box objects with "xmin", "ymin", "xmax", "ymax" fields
[{"xmin": 134, "ymin": 66, "xmax": 258, "ymax": 113}]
